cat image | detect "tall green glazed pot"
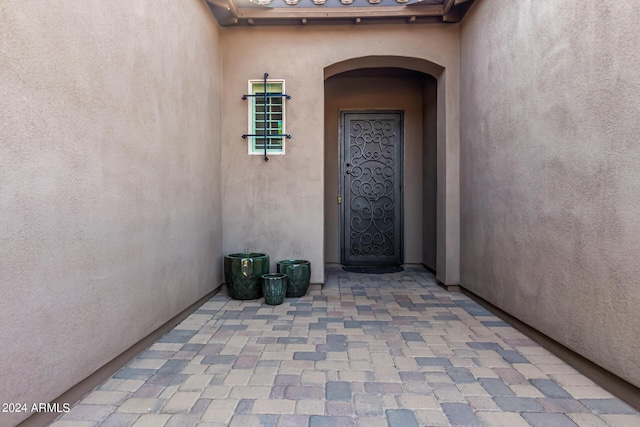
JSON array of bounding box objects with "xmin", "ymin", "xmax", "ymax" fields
[
  {"xmin": 277, "ymin": 259, "xmax": 311, "ymax": 298},
  {"xmin": 224, "ymin": 253, "xmax": 269, "ymax": 300}
]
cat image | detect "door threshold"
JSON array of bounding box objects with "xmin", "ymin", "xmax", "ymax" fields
[{"xmin": 342, "ymin": 265, "xmax": 404, "ymax": 274}]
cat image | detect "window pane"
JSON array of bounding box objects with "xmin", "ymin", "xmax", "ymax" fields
[{"xmin": 249, "ymin": 80, "xmax": 285, "ymax": 154}]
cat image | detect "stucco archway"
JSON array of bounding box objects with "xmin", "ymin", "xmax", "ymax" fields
[
  {"xmin": 324, "ymin": 56, "xmax": 445, "ymax": 80},
  {"xmin": 323, "ymin": 56, "xmax": 459, "ymax": 286}
]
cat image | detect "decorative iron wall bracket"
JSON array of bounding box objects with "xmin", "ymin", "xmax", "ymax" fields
[
  {"xmin": 242, "ymin": 134, "xmax": 292, "ymax": 139},
  {"xmin": 242, "ymin": 72, "xmax": 292, "ymax": 162},
  {"xmin": 242, "ymin": 94, "xmax": 292, "ymax": 100}
]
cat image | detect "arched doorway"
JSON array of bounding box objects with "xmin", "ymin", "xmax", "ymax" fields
[{"xmin": 325, "ymin": 61, "xmax": 442, "ymax": 270}]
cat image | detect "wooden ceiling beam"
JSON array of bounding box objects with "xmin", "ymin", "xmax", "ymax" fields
[
  {"xmin": 226, "ymin": 0, "xmax": 240, "ymax": 19},
  {"xmin": 206, "ymin": 0, "xmax": 239, "ymax": 25},
  {"xmin": 442, "ymin": 0, "xmax": 455, "ymax": 14},
  {"xmin": 206, "ymin": 0, "xmax": 229, "ymax": 9},
  {"xmin": 443, "ymin": 7, "xmax": 460, "ymax": 22}
]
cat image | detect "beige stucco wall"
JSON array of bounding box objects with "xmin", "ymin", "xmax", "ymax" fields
[
  {"xmin": 220, "ymin": 25, "xmax": 459, "ymax": 283},
  {"xmin": 0, "ymin": 1, "xmax": 222, "ymax": 424},
  {"xmin": 460, "ymin": 0, "xmax": 640, "ymax": 386}
]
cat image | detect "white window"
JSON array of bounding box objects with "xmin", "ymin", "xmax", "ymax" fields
[{"xmin": 247, "ymin": 79, "xmax": 286, "ymax": 155}]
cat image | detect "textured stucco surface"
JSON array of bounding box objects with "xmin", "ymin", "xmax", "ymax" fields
[
  {"xmin": 460, "ymin": 0, "xmax": 640, "ymax": 386},
  {"xmin": 220, "ymin": 25, "xmax": 459, "ymax": 284},
  {"xmin": 0, "ymin": 1, "xmax": 223, "ymax": 424}
]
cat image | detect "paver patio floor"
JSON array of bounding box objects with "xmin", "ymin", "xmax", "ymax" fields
[{"xmin": 50, "ymin": 265, "xmax": 639, "ymax": 427}]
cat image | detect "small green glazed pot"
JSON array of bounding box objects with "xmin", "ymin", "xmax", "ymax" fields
[
  {"xmin": 262, "ymin": 273, "xmax": 287, "ymax": 306},
  {"xmin": 224, "ymin": 253, "xmax": 269, "ymax": 300},
  {"xmin": 277, "ymin": 259, "xmax": 311, "ymax": 298}
]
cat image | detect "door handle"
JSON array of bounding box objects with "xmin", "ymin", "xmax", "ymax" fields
[{"xmin": 337, "ymin": 194, "xmax": 342, "ymax": 204}]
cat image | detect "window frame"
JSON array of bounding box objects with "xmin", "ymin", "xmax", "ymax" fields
[{"xmin": 247, "ymin": 79, "xmax": 286, "ymax": 156}]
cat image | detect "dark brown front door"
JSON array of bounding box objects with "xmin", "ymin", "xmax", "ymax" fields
[{"xmin": 340, "ymin": 111, "xmax": 403, "ymax": 265}]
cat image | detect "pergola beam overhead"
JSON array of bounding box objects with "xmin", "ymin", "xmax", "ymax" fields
[
  {"xmin": 227, "ymin": 0, "xmax": 240, "ymax": 18},
  {"xmin": 442, "ymin": 0, "xmax": 455, "ymax": 14},
  {"xmin": 235, "ymin": 5, "xmax": 442, "ymax": 20},
  {"xmin": 205, "ymin": 0, "xmax": 476, "ymax": 25},
  {"xmin": 206, "ymin": 0, "xmax": 228, "ymax": 8}
]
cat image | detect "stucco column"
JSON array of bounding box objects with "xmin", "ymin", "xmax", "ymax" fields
[{"xmin": 436, "ymin": 70, "xmax": 461, "ymax": 286}]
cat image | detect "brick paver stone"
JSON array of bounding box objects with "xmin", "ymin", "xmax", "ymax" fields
[
  {"xmin": 493, "ymin": 396, "xmax": 545, "ymax": 412},
  {"xmin": 96, "ymin": 413, "xmax": 139, "ymax": 427},
  {"xmin": 354, "ymin": 394, "xmax": 384, "ymax": 416},
  {"xmin": 131, "ymin": 414, "xmax": 171, "ymax": 427},
  {"xmin": 385, "ymin": 409, "xmax": 419, "ymax": 427},
  {"xmin": 476, "ymin": 411, "xmax": 530, "ymax": 427},
  {"xmin": 441, "ymin": 402, "xmax": 482, "ymax": 426},
  {"xmin": 478, "ymin": 378, "xmax": 515, "ymax": 396},
  {"xmin": 521, "ymin": 412, "xmax": 579, "ymax": 427},
  {"xmin": 293, "ymin": 352, "xmax": 326, "ymax": 361},
  {"xmin": 165, "ymin": 414, "xmax": 199, "ymax": 427},
  {"xmin": 530, "ymin": 378, "xmax": 573, "ymax": 399},
  {"xmin": 326, "ymin": 401, "xmax": 355, "ymax": 416},
  {"xmin": 415, "ymin": 357, "xmax": 453, "ymax": 367},
  {"xmin": 309, "ymin": 415, "xmax": 355, "ymax": 427},
  {"xmin": 326, "ymin": 381, "xmax": 352, "ymax": 401},
  {"xmin": 580, "ymin": 398, "xmax": 637, "ymax": 414}
]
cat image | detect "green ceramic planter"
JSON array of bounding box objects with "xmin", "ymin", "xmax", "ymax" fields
[
  {"xmin": 224, "ymin": 253, "xmax": 269, "ymax": 300},
  {"xmin": 262, "ymin": 273, "xmax": 287, "ymax": 306},
  {"xmin": 277, "ymin": 259, "xmax": 311, "ymax": 298}
]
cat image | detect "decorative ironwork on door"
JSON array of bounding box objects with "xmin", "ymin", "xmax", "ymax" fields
[{"xmin": 341, "ymin": 112, "xmax": 402, "ymax": 265}]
